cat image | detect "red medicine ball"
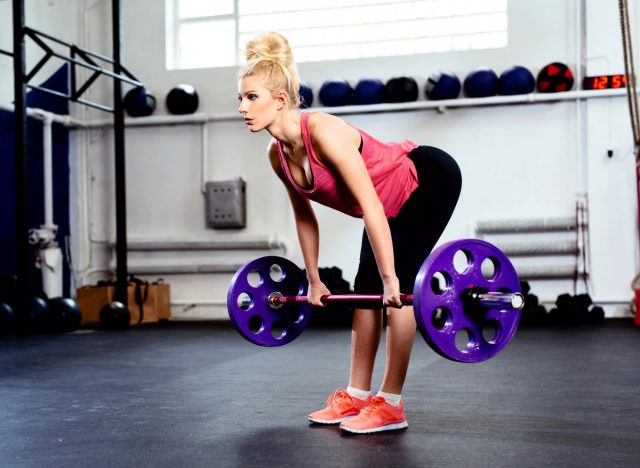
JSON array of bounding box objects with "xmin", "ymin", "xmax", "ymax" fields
[{"xmin": 536, "ymin": 62, "xmax": 575, "ymax": 93}]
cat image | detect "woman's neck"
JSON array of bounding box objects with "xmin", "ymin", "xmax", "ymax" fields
[{"xmin": 268, "ymin": 110, "xmax": 302, "ymax": 150}]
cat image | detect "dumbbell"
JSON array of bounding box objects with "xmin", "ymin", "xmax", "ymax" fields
[{"xmin": 227, "ymin": 239, "xmax": 524, "ymax": 363}]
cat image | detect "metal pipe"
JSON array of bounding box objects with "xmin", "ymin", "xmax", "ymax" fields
[
  {"xmin": 476, "ymin": 217, "xmax": 577, "ymax": 234},
  {"xmin": 122, "ymin": 236, "xmax": 290, "ymax": 251},
  {"xmin": 0, "ymin": 104, "xmax": 84, "ymax": 126},
  {"xmin": 201, "ymin": 122, "xmax": 208, "ymax": 193},
  {"xmin": 41, "ymin": 50, "xmax": 143, "ymax": 87},
  {"xmin": 112, "ymin": 0, "xmax": 128, "ymax": 304},
  {"xmin": 24, "ymin": 26, "xmax": 128, "ymax": 66},
  {"xmin": 42, "ymin": 113, "xmax": 53, "ymax": 227},
  {"xmin": 21, "ymin": 84, "xmax": 117, "ymax": 113},
  {"xmin": 13, "ymin": 0, "xmax": 29, "ymax": 305},
  {"xmin": 21, "ymin": 27, "xmax": 143, "ymax": 88}
]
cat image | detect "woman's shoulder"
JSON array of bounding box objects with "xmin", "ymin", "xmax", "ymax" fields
[
  {"xmin": 306, "ymin": 111, "xmax": 343, "ymax": 128},
  {"xmin": 306, "ymin": 112, "xmax": 359, "ymax": 142}
]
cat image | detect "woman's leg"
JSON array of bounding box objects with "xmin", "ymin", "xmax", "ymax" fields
[
  {"xmin": 379, "ymin": 146, "xmax": 462, "ymax": 395},
  {"xmin": 379, "ymin": 305, "xmax": 416, "ymax": 394},
  {"xmin": 348, "ymin": 308, "xmax": 383, "ymax": 391}
]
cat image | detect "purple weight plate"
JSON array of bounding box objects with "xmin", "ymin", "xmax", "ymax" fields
[
  {"xmin": 413, "ymin": 239, "xmax": 521, "ymax": 363},
  {"xmin": 227, "ymin": 256, "xmax": 312, "ymax": 347}
]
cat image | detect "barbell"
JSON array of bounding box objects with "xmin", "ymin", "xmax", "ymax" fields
[{"xmin": 227, "ymin": 238, "xmax": 524, "ymax": 363}]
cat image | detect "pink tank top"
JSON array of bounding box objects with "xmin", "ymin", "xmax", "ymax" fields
[{"xmin": 276, "ymin": 112, "xmax": 419, "ymax": 218}]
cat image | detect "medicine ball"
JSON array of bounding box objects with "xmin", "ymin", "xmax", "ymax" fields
[
  {"xmin": 100, "ymin": 301, "xmax": 130, "ymax": 331},
  {"xmin": 166, "ymin": 84, "xmax": 200, "ymax": 114},
  {"xmin": 383, "ymin": 77, "xmax": 419, "ymax": 103},
  {"xmin": 0, "ymin": 273, "xmax": 18, "ymax": 307},
  {"xmin": 353, "ymin": 78, "xmax": 385, "ymax": 105},
  {"xmin": 0, "ymin": 302, "xmax": 17, "ymax": 335},
  {"xmin": 499, "ymin": 66, "xmax": 535, "ymax": 95},
  {"xmin": 299, "ymin": 84, "xmax": 314, "ymax": 108},
  {"xmin": 24, "ymin": 295, "xmax": 53, "ymax": 333},
  {"xmin": 123, "ymin": 86, "xmax": 156, "ymax": 117},
  {"xmin": 425, "ymin": 71, "xmax": 461, "ymax": 100},
  {"xmin": 537, "ymin": 62, "xmax": 574, "ymax": 93},
  {"xmin": 464, "ymin": 68, "xmax": 499, "ymax": 98},
  {"xmin": 319, "ymin": 80, "xmax": 353, "ymax": 107},
  {"xmin": 48, "ymin": 297, "xmax": 82, "ymax": 333}
]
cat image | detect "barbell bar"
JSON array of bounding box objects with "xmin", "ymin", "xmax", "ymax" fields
[
  {"xmin": 227, "ymin": 238, "xmax": 524, "ymax": 363},
  {"xmin": 265, "ymin": 291, "xmax": 524, "ymax": 309}
]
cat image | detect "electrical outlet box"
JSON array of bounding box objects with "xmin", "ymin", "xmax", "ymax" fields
[{"xmin": 205, "ymin": 179, "xmax": 246, "ymax": 229}]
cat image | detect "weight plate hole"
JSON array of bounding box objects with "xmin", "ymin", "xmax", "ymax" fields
[
  {"xmin": 431, "ymin": 271, "xmax": 451, "ymax": 295},
  {"xmin": 482, "ymin": 319, "xmax": 501, "ymax": 344},
  {"xmin": 455, "ymin": 328, "xmax": 473, "ymax": 352},
  {"xmin": 453, "ymin": 249, "xmax": 473, "ymax": 274},
  {"xmin": 432, "ymin": 306, "xmax": 452, "ymax": 330},
  {"xmin": 271, "ymin": 321, "xmax": 286, "ymax": 339},
  {"xmin": 288, "ymin": 308, "xmax": 305, "ymax": 324},
  {"xmin": 237, "ymin": 292, "xmax": 253, "ymax": 311},
  {"xmin": 481, "ymin": 257, "xmax": 501, "ymax": 281},
  {"xmin": 270, "ymin": 264, "xmax": 285, "ymax": 282},
  {"xmin": 248, "ymin": 315, "xmax": 264, "ymax": 334},
  {"xmin": 247, "ymin": 269, "xmax": 262, "ymax": 288}
]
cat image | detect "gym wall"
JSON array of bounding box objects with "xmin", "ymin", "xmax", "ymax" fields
[{"xmin": 1, "ymin": 0, "xmax": 638, "ymax": 319}]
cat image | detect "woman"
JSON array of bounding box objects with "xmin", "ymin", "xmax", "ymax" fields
[{"xmin": 237, "ymin": 32, "xmax": 461, "ymax": 434}]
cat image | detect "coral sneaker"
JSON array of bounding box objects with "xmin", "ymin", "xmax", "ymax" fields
[
  {"xmin": 308, "ymin": 389, "xmax": 372, "ymax": 424},
  {"xmin": 339, "ymin": 396, "xmax": 408, "ymax": 434}
]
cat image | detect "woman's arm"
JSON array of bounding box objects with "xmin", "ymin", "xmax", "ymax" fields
[
  {"xmin": 309, "ymin": 115, "xmax": 403, "ymax": 308},
  {"xmin": 267, "ymin": 140, "xmax": 331, "ymax": 306}
]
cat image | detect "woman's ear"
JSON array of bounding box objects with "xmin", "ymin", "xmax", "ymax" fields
[{"xmin": 275, "ymin": 92, "xmax": 289, "ymax": 110}]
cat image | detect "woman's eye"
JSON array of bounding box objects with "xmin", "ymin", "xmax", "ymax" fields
[{"xmin": 249, "ymin": 94, "xmax": 257, "ymax": 100}]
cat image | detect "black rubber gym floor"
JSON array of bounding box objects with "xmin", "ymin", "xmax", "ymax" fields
[{"xmin": 1, "ymin": 320, "xmax": 639, "ymax": 468}]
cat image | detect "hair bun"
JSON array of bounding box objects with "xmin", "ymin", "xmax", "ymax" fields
[{"xmin": 245, "ymin": 32, "xmax": 294, "ymax": 66}]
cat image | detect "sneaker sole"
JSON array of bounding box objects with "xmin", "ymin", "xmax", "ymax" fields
[
  {"xmin": 308, "ymin": 415, "xmax": 356, "ymax": 424},
  {"xmin": 339, "ymin": 421, "xmax": 408, "ymax": 434}
]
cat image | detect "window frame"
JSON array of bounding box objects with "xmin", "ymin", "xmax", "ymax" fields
[
  {"xmin": 166, "ymin": 0, "xmax": 508, "ymax": 70},
  {"xmin": 166, "ymin": 0, "xmax": 240, "ymax": 70}
]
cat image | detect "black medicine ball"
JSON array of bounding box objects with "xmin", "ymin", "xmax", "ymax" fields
[
  {"xmin": 100, "ymin": 301, "xmax": 130, "ymax": 331},
  {"xmin": 166, "ymin": 84, "xmax": 200, "ymax": 114},
  {"xmin": 124, "ymin": 87, "xmax": 156, "ymax": 117},
  {"xmin": 0, "ymin": 302, "xmax": 17, "ymax": 335},
  {"xmin": 383, "ymin": 77, "xmax": 419, "ymax": 103},
  {"xmin": 537, "ymin": 62, "xmax": 574, "ymax": 93},
  {"xmin": 48, "ymin": 297, "xmax": 82, "ymax": 333}
]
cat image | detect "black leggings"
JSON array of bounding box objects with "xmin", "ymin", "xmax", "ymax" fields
[{"xmin": 353, "ymin": 145, "xmax": 462, "ymax": 295}]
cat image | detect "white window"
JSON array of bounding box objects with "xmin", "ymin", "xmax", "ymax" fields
[{"xmin": 166, "ymin": 0, "xmax": 508, "ymax": 70}]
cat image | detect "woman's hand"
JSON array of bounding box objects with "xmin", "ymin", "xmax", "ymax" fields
[
  {"xmin": 307, "ymin": 279, "xmax": 332, "ymax": 307},
  {"xmin": 383, "ymin": 275, "xmax": 403, "ymax": 308}
]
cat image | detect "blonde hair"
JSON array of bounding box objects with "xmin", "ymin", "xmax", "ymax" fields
[{"xmin": 239, "ymin": 32, "xmax": 300, "ymax": 109}]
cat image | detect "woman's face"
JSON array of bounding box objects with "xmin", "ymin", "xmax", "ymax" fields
[{"xmin": 238, "ymin": 75, "xmax": 281, "ymax": 132}]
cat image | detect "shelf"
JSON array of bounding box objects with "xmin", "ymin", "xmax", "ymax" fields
[
  {"xmin": 315, "ymin": 88, "xmax": 628, "ymax": 116},
  {"xmin": 2, "ymin": 88, "xmax": 630, "ymax": 129},
  {"xmin": 110, "ymin": 88, "xmax": 627, "ymax": 127}
]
